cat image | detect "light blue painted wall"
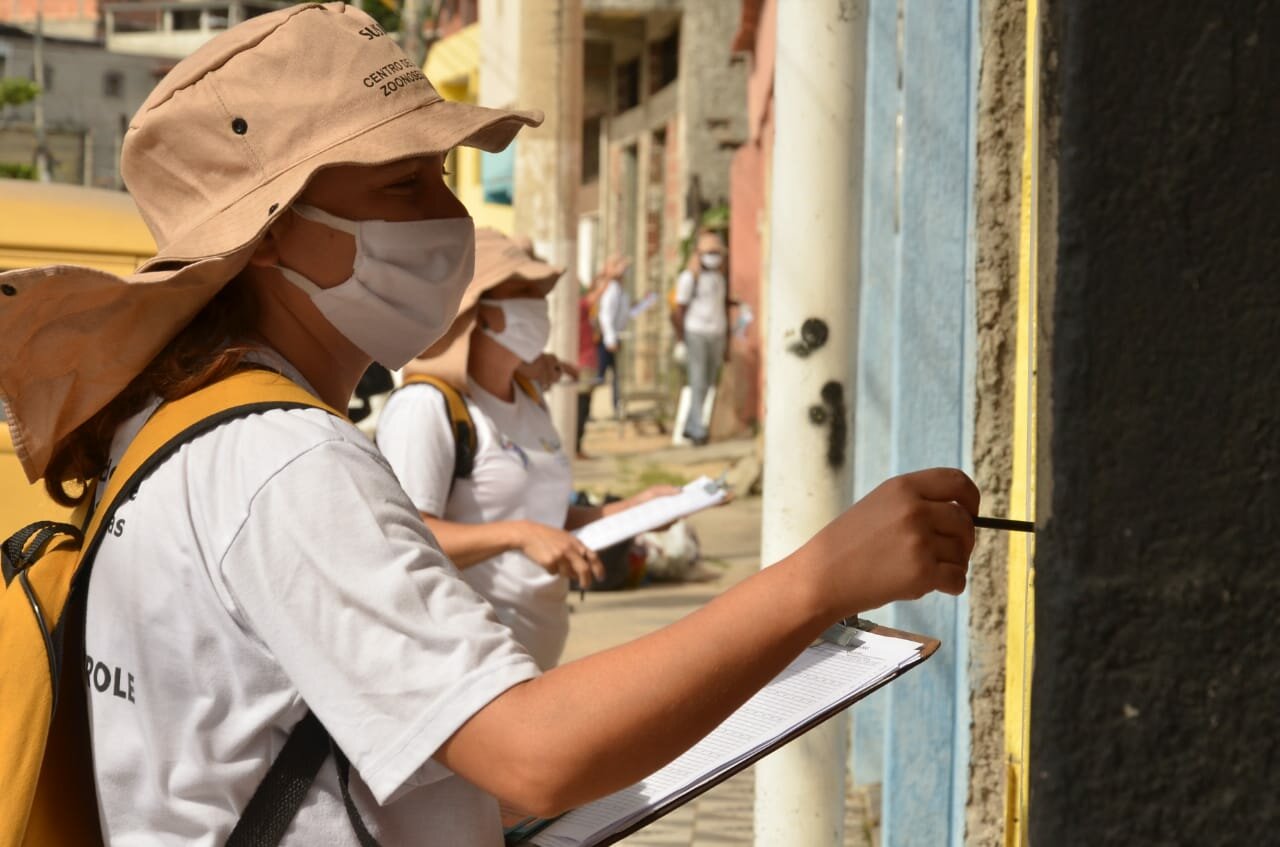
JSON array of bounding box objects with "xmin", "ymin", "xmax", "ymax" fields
[
  {"xmin": 849, "ymin": 0, "xmax": 902, "ymax": 789},
  {"xmin": 851, "ymin": 1, "xmax": 978, "ymax": 845}
]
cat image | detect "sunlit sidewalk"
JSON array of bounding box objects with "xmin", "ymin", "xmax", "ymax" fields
[{"xmin": 570, "ymin": 410, "xmax": 758, "ymax": 501}]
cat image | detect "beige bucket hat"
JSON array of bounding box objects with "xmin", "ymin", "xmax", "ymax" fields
[
  {"xmin": 403, "ymin": 227, "xmax": 563, "ymax": 390},
  {"xmin": 0, "ymin": 2, "xmax": 541, "ymax": 482}
]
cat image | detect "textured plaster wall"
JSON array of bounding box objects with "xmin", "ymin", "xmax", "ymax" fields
[
  {"xmin": 965, "ymin": 0, "xmax": 1024, "ymax": 843},
  {"xmin": 1031, "ymin": 1, "xmax": 1280, "ymax": 842}
]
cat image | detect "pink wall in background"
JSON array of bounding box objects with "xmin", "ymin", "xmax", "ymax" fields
[
  {"xmin": 0, "ymin": 0, "xmax": 100, "ymax": 24},
  {"xmin": 727, "ymin": 0, "xmax": 775, "ymax": 427}
]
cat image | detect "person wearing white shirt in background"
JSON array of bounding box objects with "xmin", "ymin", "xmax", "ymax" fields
[
  {"xmin": 595, "ymin": 254, "xmax": 631, "ymax": 416},
  {"xmin": 674, "ymin": 230, "xmax": 732, "ymax": 446},
  {"xmin": 377, "ymin": 230, "xmax": 673, "ymax": 670},
  {"xmin": 1, "ymin": 6, "xmax": 984, "ymax": 845}
]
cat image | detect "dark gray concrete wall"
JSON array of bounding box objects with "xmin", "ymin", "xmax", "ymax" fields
[{"xmin": 1032, "ymin": 2, "xmax": 1280, "ymax": 843}]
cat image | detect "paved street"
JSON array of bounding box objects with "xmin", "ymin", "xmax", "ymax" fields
[{"xmin": 562, "ymin": 421, "xmax": 876, "ymax": 847}]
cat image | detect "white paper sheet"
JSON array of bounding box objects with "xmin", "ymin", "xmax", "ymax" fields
[
  {"xmin": 525, "ymin": 629, "xmax": 923, "ymax": 847},
  {"xmin": 572, "ymin": 476, "xmax": 728, "ymax": 551}
]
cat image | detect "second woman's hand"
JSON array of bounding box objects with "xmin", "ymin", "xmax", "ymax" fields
[
  {"xmin": 517, "ymin": 353, "xmax": 579, "ymax": 387},
  {"xmin": 511, "ymin": 520, "xmax": 605, "ymax": 587}
]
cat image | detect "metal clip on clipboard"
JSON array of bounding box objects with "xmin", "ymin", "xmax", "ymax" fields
[{"xmin": 818, "ymin": 616, "xmax": 877, "ymax": 649}]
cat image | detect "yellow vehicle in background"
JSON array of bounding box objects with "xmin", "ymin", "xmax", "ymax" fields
[{"xmin": 1, "ymin": 178, "xmax": 155, "ymax": 537}]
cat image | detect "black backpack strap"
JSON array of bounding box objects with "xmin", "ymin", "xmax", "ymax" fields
[
  {"xmin": 2, "ymin": 520, "xmax": 82, "ymax": 586},
  {"xmin": 226, "ymin": 712, "xmax": 330, "ymax": 847},
  {"xmin": 333, "ymin": 739, "xmax": 381, "ymax": 847},
  {"xmin": 226, "ymin": 712, "xmax": 381, "ymax": 846}
]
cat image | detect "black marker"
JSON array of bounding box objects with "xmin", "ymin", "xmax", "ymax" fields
[{"xmin": 973, "ymin": 516, "xmax": 1035, "ymax": 533}]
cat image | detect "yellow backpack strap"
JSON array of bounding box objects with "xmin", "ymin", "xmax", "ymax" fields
[
  {"xmin": 399, "ymin": 374, "xmax": 477, "ymax": 479},
  {"xmin": 83, "ymin": 369, "xmax": 337, "ymax": 550},
  {"xmin": 514, "ymin": 373, "xmax": 546, "ymax": 408}
]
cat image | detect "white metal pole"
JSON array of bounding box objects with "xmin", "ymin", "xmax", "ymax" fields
[{"xmin": 756, "ymin": 1, "xmax": 867, "ymax": 845}]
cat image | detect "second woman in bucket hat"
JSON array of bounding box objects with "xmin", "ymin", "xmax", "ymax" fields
[
  {"xmin": 0, "ymin": 4, "xmax": 981, "ymax": 844},
  {"xmin": 377, "ymin": 228, "xmax": 675, "ymax": 671}
]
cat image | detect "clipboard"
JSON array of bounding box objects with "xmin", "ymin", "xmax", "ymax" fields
[
  {"xmin": 571, "ymin": 476, "xmax": 729, "ymax": 552},
  {"xmin": 505, "ymin": 619, "xmax": 939, "ymax": 847}
]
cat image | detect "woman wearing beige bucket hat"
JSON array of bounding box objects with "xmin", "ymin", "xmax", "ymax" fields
[
  {"xmin": 376, "ymin": 228, "xmax": 675, "ymax": 671},
  {"xmin": 0, "ymin": 4, "xmax": 981, "ymax": 845}
]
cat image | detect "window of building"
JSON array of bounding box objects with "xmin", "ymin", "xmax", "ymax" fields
[
  {"xmin": 173, "ymin": 9, "xmax": 203, "ymax": 31},
  {"xmin": 103, "ymin": 71, "xmax": 124, "ymax": 98},
  {"xmin": 650, "ymin": 26, "xmax": 679, "ymax": 93},
  {"xmin": 617, "ymin": 58, "xmax": 640, "ymax": 112},
  {"xmin": 482, "ymin": 144, "xmax": 515, "ymax": 206},
  {"xmin": 581, "ymin": 116, "xmax": 601, "ymax": 185}
]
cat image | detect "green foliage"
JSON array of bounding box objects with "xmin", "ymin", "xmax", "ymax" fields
[
  {"xmin": 0, "ymin": 78, "xmax": 40, "ymax": 108},
  {"xmin": 634, "ymin": 464, "xmax": 691, "ymax": 491},
  {"xmin": 699, "ymin": 203, "xmax": 730, "ymax": 232},
  {"xmin": 0, "ymin": 162, "xmax": 36, "ymax": 180},
  {"xmin": 366, "ymin": 1, "xmax": 400, "ymax": 35}
]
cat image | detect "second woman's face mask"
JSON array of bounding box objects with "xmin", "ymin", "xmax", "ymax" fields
[
  {"xmin": 479, "ymin": 297, "xmax": 551, "ymax": 363},
  {"xmin": 276, "ymin": 204, "xmax": 475, "ymax": 368}
]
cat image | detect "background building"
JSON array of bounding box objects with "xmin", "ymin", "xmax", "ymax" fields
[
  {"xmin": 0, "ymin": 0, "xmax": 102, "ymax": 39},
  {"xmin": 0, "ymin": 22, "xmax": 162, "ymax": 186},
  {"xmin": 469, "ymin": 0, "xmax": 746, "ymax": 429}
]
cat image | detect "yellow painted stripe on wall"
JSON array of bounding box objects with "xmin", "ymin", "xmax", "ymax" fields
[{"xmin": 1004, "ymin": 0, "xmax": 1040, "ymax": 844}]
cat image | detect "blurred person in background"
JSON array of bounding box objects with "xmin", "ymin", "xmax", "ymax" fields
[
  {"xmin": 594, "ymin": 254, "xmax": 631, "ymax": 417},
  {"xmin": 573, "ymin": 271, "xmax": 607, "ymax": 458},
  {"xmin": 673, "ymin": 230, "xmax": 732, "ymax": 446}
]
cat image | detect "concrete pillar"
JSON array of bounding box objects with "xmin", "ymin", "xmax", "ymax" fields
[
  {"xmin": 756, "ymin": 1, "xmax": 867, "ymax": 844},
  {"xmin": 514, "ymin": 0, "xmax": 583, "ymax": 443}
]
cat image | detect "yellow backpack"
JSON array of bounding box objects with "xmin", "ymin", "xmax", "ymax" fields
[
  {"xmin": 397, "ymin": 373, "xmax": 545, "ymax": 481},
  {"xmin": 0, "ymin": 369, "xmax": 359, "ymax": 846}
]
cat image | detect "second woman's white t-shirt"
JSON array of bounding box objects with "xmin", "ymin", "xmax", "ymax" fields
[{"xmin": 377, "ymin": 379, "xmax": 573, "ymax": 670}]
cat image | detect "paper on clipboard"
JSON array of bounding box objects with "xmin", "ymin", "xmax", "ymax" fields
[
  {"xmin": 506, "ymin": 621, "xmax": 936, "ymax": 847},
  {"xmin": 571, "ymin": 476, "xmax": 728, "ymax": 551}
]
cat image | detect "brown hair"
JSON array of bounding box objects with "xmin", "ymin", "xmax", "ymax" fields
[{"xmin": 43, "ymin": 280, "xmax": 260, "ymax": 507}]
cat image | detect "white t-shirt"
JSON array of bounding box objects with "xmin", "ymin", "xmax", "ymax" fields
[
  {"xmin": 597, "ymin": 278, "xmax": 630, "ymax": 349},
  {"xmin": 84, "ymin": 353, "xmax": 540, "ymax": 846},
  {"xmin": 376, "ymin": 379, "xmax": 573, "ymax": 670},
  {"xmin": 675, "ymin": 268, "xmax": 728, "ymax": 337}
]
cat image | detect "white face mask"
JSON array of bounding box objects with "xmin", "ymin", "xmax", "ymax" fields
[
  {"xmin": 275, "ymin": 204, "xmax": 475, "ymax": 368},
  {"xmin": 479, "ymin": 297, "xmax": 551, "ymax": 363},
  {"xmin": 700, "ymin": 252, "xmax": 724, "ymax": 270}
]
